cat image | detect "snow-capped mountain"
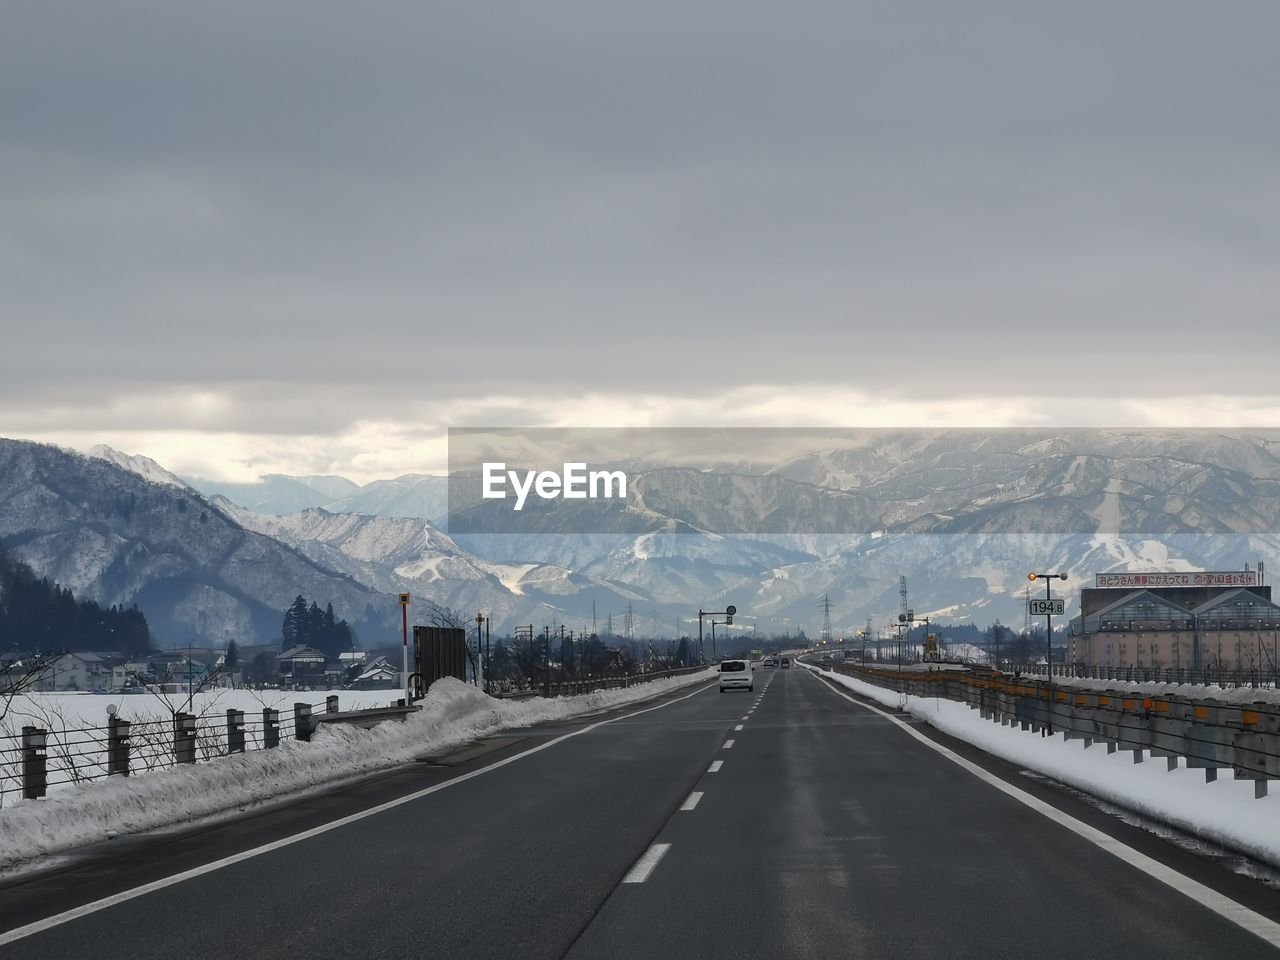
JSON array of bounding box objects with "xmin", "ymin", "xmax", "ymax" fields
[
  {"xmin": 323, "ymin": 474, "xmax": 448, "ymax": 521},
  {"xmin": 0, "ymin": 440, "xmax": 400, "ymax": 646},
  {"xmin": 210, "ymin": 500, "xmax": 658, "ymax": 629},
  {"xmin": 28, "ymin": 430, "xmax": 1280, "ymax": 640},
  {"xmin": 88, "ymin": 445, "xmax": 188, "ymax": 489},
  {"xmin": 187, "ymin": 471, "xmax": 448, "ymax": 521}
]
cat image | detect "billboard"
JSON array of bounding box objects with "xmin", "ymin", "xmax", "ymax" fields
[{"xmin": 1093, "ymin": 571, "xmax": 1258, "ymax": 589}]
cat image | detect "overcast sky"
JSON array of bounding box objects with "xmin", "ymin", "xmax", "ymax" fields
[{"xmin": 3, "ymin": 2, "xmax": 1278, "ymax": 482}]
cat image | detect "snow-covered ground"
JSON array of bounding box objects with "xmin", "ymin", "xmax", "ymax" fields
[
  {"xmin": 0, "ymin": 671, "xmax": 715, "ymax": 872},
  {"xmin": 803, "ymin": 663, "xmax": 1280, "ymax": 869},
  {"xmin": 0, "ymin": 688, "xmax": 408, "ymax": 799}
]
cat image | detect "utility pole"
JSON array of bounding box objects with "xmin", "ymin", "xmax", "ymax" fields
[
  {"xmin": 542, "ymin": 625, "xmax": 551, "ymax": 698},
  {"xmin": 820, "ymin": 594, "xmax": 833, "ymax": 645}
]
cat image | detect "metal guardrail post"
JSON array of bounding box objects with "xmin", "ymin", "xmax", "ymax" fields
[
  {"xmin": 295, "ymin": 702, "xmax": 312, "ymax": 742},
  {"xmin": 22, "ymin": 726, "xmax": 47, "ymax": 800},
  {"xmin": 326, "ymin": 695, "xmax": 339, "ymax": 714},
  {"xmin": 263, "ymin": 708, "xmax": 280, "ymax": 749},
  {"xmin": 838, "ymin": 662, "xmax": 1280, "ymax": 798},
  {"xmin": 227, "ymin": 709, "xmax": 246, "ymax": 754},
  {"xmin": 107, "ymin": 716, "xmax": 131, "ymax": 776},
  {"xmin": 174, "ymin": 712, "xmax": 197, "ymax": 764}
]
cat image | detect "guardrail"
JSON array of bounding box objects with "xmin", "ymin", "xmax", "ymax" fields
[
  {"xmin": 490, "ymin": 664, "xmax": 708, "ymax": 699},
  {"xmin": 840, "ymin": 659, "xmax": 1279, "ymax": 689},
  {"xmin": 0, "ymin": 694, "xmax": 407, "ymax": 802},
  {"xmin": 825, "ymin": 663, "xmax": 1280, "ymax": 799},
  {"xmin": 3, "ymin": 667, "xmax": 710, "ymax": 802}
]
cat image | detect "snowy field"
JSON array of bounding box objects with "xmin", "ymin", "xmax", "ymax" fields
[
  {"xmin": 0, "ymin": 670, "xmax": 716, "ymax": 871},
  {"xmin": 0, "ymin": 688, "xmax": 408, "ymax": 801},
  {"xmin": 803, "ymin": 663, "xmax": 1280, "ymax": 869}
]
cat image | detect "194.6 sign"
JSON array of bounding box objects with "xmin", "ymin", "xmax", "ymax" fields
[{"xmin": 1028, "ymin": 598, "xmax": 1065, "ymax": 616}]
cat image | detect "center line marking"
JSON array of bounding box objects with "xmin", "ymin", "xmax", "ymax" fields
[
  {"xmin": 723, "ymin": 739, "xmax": 735, "ymax": 749},
  {"xmin": 708, "ymin": 759, "xmax": 724, "ymax": 773},
  {"xmin": 622, "ymin": 843, "xmax": 672, "ymax": 883},
  {"xmin": 680, "ymin": 791, "xmax": 703, "ymax": 811},
  {"xmin": 734, "ymin": 724, "xmax": 744, "ymax": 731}
]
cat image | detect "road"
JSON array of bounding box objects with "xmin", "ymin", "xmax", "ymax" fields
[{"xmin": 3, "ymin": 667, "xmax": 1280, "ymax": 958}]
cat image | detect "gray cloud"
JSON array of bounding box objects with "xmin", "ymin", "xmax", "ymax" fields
[{"xmin": 3, "ymin": 1, "xmax": 1279, "ymax": 427}]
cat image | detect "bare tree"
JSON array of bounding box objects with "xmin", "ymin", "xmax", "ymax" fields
[
  {"xmin": 0, "ymin": 647, "xmax": 60, "ymax": 725},
  {"xmin": 126, "ymin": 660, "xmax": 227, "ymax": 720}
]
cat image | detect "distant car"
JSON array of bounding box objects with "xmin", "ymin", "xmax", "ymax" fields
[
  {"xmin": 781, "ymin": 657, "xmax": 790, "ymax": 668},
  {"xmin": 719, "ymin": 659, "xmax": 753, "ymax": 693},
  {"xmin": 761, "ymin": 657, "xmax": 777, "ymax": 668}
]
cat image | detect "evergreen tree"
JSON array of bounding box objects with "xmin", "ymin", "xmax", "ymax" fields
[
  {"xmin": 0, "ymin": 547, "xmax": 152, "ymax": 656},
  {"xmin": 225, "ymin": 639, "xmax": 239, "ymax": 671},
  {"xmin": 281, "ymin": 595, "xmax": 308, "ymax": 651}
]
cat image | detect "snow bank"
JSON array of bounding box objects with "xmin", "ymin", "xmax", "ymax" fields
[
  {"xmin": 803, "ymin": 664, "xmax": 1280, "ymax": 868},
  {"xmin": 0, "ymin": 671, "xmax": 714, "ymax": 872}
]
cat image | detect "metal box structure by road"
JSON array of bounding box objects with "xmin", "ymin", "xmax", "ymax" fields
[{"xmin": 413, "ymin": 626, "xmax": 470, "ymax": 692}]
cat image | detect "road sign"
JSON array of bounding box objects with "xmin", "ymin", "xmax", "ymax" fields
[
  {"xmin": 1028, "ymin": 598, "xmax": 1065, "ymax": 616},
  {"xmin": 726, "ymin": 605, "xmax": 737, "ymax": 616},
  {"xmin": 725, "ymin": 615, "xmax": 734, "ymax": 625},
  {"xmin": 398, "ymin": 593, "xmax": 411, "ymax": 606}
]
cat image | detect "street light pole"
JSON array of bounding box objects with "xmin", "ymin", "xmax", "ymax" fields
[{"xmin": 1028, "ymin": 572, "xmax": 1068, "ymax": 735}]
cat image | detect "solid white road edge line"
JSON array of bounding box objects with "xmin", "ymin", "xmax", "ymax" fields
[
  {"xmin": 812, "ymin": 670, "xmax": 1280, "ymax": 949},
  {"xmin": 0, "ymin": 679, "xmax": 719, "ymax": 947},
  {"xmin": 622, "ymin": 843, "xmax": 672, "ymax": 884},
  {"xmin": 680, "ymin": 792, "xmax": 703, "ymax": 812},
  {"xmin": 708, "ymin": 760, "xmax": 724, "ymax": 773}
]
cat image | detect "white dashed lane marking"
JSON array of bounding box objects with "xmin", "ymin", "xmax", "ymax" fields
[
  {"xmin": 622, "ymin": 844, "xmax": 672, "ymax": 884},
  {"xmin": 680, "ymin": 792, "xmax": 703, "ymax": 811}
]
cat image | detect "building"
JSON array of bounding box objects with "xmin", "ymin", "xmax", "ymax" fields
[
  {"xmin": 275, "ymin": 645, "xmax": 329, "ymax": 687},
  {"xmin": 350, "ymin": 656, "xmax": 400, "ymax": 690},
  {"xmin": 1068, "ymin": 570, "xmax": 1280, "ymax": 672},
  {"xmin": 27, "ymin": 652, "xmax": 115, "ymax": 692}
]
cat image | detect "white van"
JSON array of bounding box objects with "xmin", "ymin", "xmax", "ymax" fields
[{"xmin": 719, "ymin": 659, "xmax": 753, "ymax": 693}]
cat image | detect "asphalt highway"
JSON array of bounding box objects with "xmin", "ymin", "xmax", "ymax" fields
[{"xmin": 3, "ymin": 668, "xmax": 1280, "ymax": 959}]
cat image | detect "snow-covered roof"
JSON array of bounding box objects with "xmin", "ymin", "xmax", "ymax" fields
[{"xmin": 275, "ymin": 645, "xmax": 328, "ymax": 661}]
